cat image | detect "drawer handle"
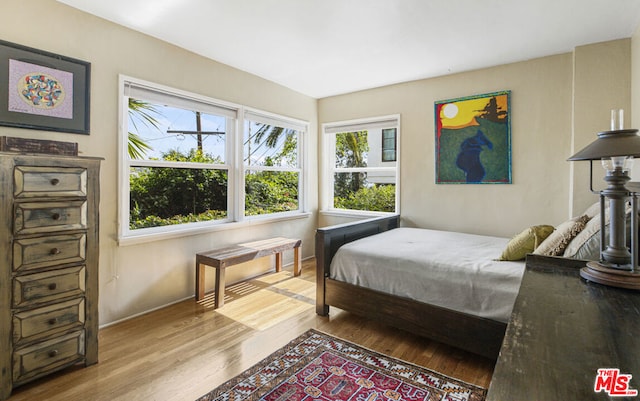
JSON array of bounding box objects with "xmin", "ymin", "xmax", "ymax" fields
[
  {"xmin": 51, "ymin": 213, "xmax": 61, "ymax": 220},
  {"xmin": 50, "ymin": 178, "xmax": 60, "ymax": 186},
  {"xmin": 48, "ymin": 283, "xmax": 57, "ymax": 291},
  {"xmin": 48, "ymin": 349, "xmax": 59, "ymax": 358},
  {"xmin": 50, "ymin": 248, "xmax": 61, "ymax": 255},
  {"xmin": 48, "ymin": 318, "xmax": 57, "ymax": 325}
]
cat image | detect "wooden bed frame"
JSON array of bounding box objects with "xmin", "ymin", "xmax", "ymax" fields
[{"xmin": 315, "ymin": 215, "xmax": 507, "ymax": 360}]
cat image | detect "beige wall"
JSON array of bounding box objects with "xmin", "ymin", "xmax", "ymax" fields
[
  {"xmin": 571, "ymin": 39, "xmax": 631, "ymax": 215},
  {"xmin": 319, "ymin": 40, "xmax": 631, "ymax": 238},
  {"xmin": 633, "ymin": 25, "xmax": 640, "ymax": 127},
  {"xmin": 0, "ymin": 0, "xmax": 318, "ymax": 325}
]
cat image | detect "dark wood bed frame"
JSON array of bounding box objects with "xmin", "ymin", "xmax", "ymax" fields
[{"xmin": 315, "ymin": 215, "xmax": 507, "ymax": 360}]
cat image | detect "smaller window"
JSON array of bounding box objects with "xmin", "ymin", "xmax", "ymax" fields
[
  {"xmin": 243, "ymin": 111, "xmax": 305, "ymax": 218},
  {"xmin": 323, "ymin": 116, "xmax": 399, "ymax": 214},
  {"xmin": 382, "ymin": 128, "xmax": 397, "ymax": 162}
]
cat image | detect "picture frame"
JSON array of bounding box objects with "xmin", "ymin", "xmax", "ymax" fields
[
  {"xmin": 0, "ymin": 39, "xmax": 90, "ymax": 134},
  {"xmin": 435, "ymin": 90, "xmax": 511, "ymax": 184}
]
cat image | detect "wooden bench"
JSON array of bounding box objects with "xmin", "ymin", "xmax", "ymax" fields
[{"xmin": 195, "ymin": 237, "xmax": 302, "ymax": 309}]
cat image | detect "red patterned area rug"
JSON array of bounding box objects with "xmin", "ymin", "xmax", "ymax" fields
[{"xmin": 196, "ymin": 329, "xmax": 486, "ymax": 401}]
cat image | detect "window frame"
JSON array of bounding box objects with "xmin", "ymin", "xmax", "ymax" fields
[
  {"xmin": 118, "ymin": 75, "xmax": 309, "ymax": 245},
  {"xmin": 321, "ymin": 115, "xmax": 400, "ymax": 217},
  {"xmin": 242, "ymin": 108, "xmax": 307, "ymax": 220}
]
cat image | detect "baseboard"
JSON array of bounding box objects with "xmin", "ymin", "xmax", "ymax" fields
[{"xmin": 99, "ymin": 256, "xmax": 313, "ymax": 329}]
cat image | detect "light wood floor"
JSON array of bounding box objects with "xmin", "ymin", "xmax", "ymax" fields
[{"xmin": 7, "ymin": 258, "xmax": 495, "ymax": 401}]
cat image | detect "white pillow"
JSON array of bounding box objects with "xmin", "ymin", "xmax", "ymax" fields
[{"xmin": 563, "ymin": 214, "xmax": 603, "ymax": 259}]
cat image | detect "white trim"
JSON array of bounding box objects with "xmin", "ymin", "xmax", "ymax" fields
[
  {"xmin": 301, "ymin": 124, "xmax": 309, "ymax": 213},
  {"xmin": 334, "ymin": 167, "xmax": 397, "ymax": 173},
  {"xmin": 323, "ymin": 115, "xmax": 399, "ymax": 134},
  {"xmin": 122, "ymin": 75, "xmax": 239, "ymax": 118},
  {"xmin": 395, "ymin": 117, "xmax": 402, "ymax": 216},
  {"xmin": 118, "ymin": 75, "xmax": 309, "ymax": 243},
  {"xmin": 321, "ymin": 114, "xmax": 401, "ymax": 214},
  {"xmin": 244, "ymin": 108, "xmax": 308, "ymax": 132},
  {"xmin": 242, "ymin": 107, "xmax": 307, "ymax": 217},
  {"xmin": 234, "ymin": 109, "xmax": 244, "ymax": 222},
  {"xmin": 245, "ymin": 165, "xmax": 302, "ymax": 173},
  {"xmin": 118, "ymin": 211, "xmax": 311, "ymax": 246},
  {"xmin": 128, "ymin": 159, "xmax": 230, "ymax": 169},
  {"xmin": 319, "ymin": 209, "xmax": 396, "ymax": 219},
  {"xmin": 117, "ymin": 75, "xmax": 128, "ymax": 242}
]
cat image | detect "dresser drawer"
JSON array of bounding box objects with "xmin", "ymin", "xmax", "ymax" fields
[
  {"xmin": 14, "ymin": 201, "xmax": 87, "ymax": 235},
  {"xmin": 14, "ymin": 166, "xmax": 87, "ymax": 198},
  {"xmin": 13, "ymin": 330, "xmax": 85, "ymax": 385},
  {"xmin": 13, "ymin": 266, "xmax": 86, "ymax": 308},
  {"xmin": 13, "ymin": 298, "xmax": 85, "ymax": 345},
  {"xmin": 13, "ymin": 234, "xmax": 86, "ymax": 272}
]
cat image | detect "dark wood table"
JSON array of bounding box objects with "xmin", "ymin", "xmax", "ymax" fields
[{"xmin": 487, "ymin": 254, "xmax": 640, "ymax": 401}]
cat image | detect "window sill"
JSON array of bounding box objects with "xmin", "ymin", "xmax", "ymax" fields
[
  {"xmin": 319, "ymin": 209, "xmax": 396, "ymax": 219},
  {"xmin": 117, "ymin": 212, "xmax": 312, "ymax": 246}
]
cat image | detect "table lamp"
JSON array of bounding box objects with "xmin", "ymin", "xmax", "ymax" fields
[{"xmin": 567, "ymin": 109, "xmax": 640, "ymax": 290}]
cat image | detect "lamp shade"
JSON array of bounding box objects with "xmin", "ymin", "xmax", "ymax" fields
[{"xmin": 568, "ymin": 129, "xmax": 640, "ymax": 161}]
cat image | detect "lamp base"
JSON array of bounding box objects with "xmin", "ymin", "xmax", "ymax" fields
[{"xmin": 580, "ymin": 261, "xmax": 640, "ymax": 290}]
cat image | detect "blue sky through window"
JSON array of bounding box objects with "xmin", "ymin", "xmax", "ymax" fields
[{"xmin": 129, "ymin": 102, "xmax": 227, "ymax": 162}]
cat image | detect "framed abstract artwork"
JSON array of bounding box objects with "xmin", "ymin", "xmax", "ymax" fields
[
  {"xmin": 0, "ymin": 40, "xmax": 90, "ymax": 134},
  {"xmin": 435, "ymin": 90, "xmax": 511, "ymax": 184}
]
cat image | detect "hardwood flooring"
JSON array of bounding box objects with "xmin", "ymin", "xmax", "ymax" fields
[{"xmin": 7, "ymin": 258, "xmax": 495, "ymax": 401}]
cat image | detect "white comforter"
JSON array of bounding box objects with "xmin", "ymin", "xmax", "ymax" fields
[{"xmin": 330, "ymin": 227, "xmax": 525, "ymax": 323}]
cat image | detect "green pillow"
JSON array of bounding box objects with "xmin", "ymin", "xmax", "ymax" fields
[{"xmin": 498, "ymin": 225, "xmax": 555, "ymax": 261}]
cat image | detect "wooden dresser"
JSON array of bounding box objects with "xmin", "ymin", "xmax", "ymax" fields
[
  {"xmin": 0, "ymin": 153, "xmax": 101, "ymax": 400},
  {"xmin": 487, "ymin": 254, "xmax": 640, "ymax": 401}
]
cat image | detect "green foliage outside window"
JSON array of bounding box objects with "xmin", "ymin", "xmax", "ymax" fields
[
  {"xmin": 245, "ymin": 170, "xmax": 299, "ymax": 216},
  {"xmin": 129, "ymin": 149, "xmax": 300, "ymax": 229},
  {"xmin": 129, "ymin": 150, "xmax": 228, "ymax": 229},
  {"xmin": 334, "ymin": 184, "xmax": 395, "ymax": 212}
]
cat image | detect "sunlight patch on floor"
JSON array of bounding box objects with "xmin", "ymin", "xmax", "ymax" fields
[
  {"xmin": 253, "ymin": 271, "xmax": 296, "ymax": 285},
  {"xmin": 214, "ymin": 275, "xmax": 315, "ymax": 330}
]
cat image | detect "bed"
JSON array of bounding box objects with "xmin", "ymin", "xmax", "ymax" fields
[{"xmin": 315, "ymin": 214, "xmax": 526, "ymax": 360}]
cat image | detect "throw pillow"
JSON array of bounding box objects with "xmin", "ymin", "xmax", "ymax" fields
[
  {"xmin": 563, "ymin": 214, "xmax": 603, "ymax": 259},
  {"xmin": 570, "ymin": 230, "xmax": 602, "ymax": 261},
  {"xmin": 533, "ymin": 215, "xmax": 590, "ymax": 257},
  {"xmin": 498, "ymin": 225, "xmax": 555, "ymax": 261},
  {"xmin": 564, "ymin": 208, "xmax": 634, "ymax": 261}
]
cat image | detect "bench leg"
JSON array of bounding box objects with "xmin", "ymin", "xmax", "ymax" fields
[
  {"xmin": 196, "ymin": 261, "xmax": 205, "ymax": 301},
  {"xmin": 294, "ymin": 246, "xmax": 301, "ymax": 276},
  {"xmin": 275, "ymin": 252, "xmax": 283, "ymax": 272},
  {"xmin": 215, "ymin": 267, "xmax": 225, "ymax": 309}
]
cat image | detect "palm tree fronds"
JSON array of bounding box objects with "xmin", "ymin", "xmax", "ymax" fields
[{"xmin": 128, "ymin": 132, "xmax": 154, "ymax": 159}]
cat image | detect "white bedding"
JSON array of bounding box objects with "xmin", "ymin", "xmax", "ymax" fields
[{"xmin": 329, "ymin": 227, "xmax": 525, "ymax": 323}]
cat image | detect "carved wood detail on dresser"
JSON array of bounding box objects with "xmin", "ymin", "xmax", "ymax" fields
[{"xmin": 0, "ymin": 153, "xmax": 101, "ymax": 400}]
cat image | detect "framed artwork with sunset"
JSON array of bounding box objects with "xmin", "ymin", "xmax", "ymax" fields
[{"xmin": 435, "ymin": 90, "xmax": 511, "ymax": 184}]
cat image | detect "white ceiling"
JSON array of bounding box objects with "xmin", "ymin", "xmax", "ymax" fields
[{"xmin": 58, "ymin": 0, "xmax": 640, "ymax": 99}]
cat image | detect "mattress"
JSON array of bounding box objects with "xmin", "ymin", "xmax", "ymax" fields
[{"xmin": 329, "ymin": 227, "xmax": 525, "ymax": 323}]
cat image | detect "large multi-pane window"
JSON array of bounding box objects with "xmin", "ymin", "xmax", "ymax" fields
[
  {"xmin": 119, "ymin": 77, "xmax": 307, "ymax": 240},
  {"xmin": 323, "ymin": 116, "xmax": 399, "ymax": 214}
]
